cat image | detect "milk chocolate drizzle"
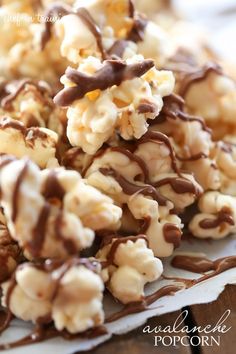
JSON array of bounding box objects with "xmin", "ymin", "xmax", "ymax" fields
[
  {"xmin": 170, "ymin": 255, "xmax": 236, "ymax": 286},
  {"xmin": 156, "ymin": 94, "xmax": 210, "ymax": 133},
  {"xmin": 54, "ymin": 59, "xmax": 154, "ymax": 107},
  {"xmin": 163, "ymin": 224, "xmax": 182, "ymax": 249},
  {"xmin": 199, "ymin": 207, "xmax": 234, "ymax": 229},
  {"xmin": 0, "ymin": 117, "xmax": 50, "ymax": 144},
  {"xmin": 43, "ymin": 170, "xmax": 66, "ymax": 200},
  {"xmin": 40, "ymin": 4, "xmax": 106, "ymax": 59},
  {"xmin": 127, "ymin": 14, "xmax": 148, "ymax": 43},
  {"xmin": 154, "ymin": 176, "xmax": 201, "ymax": 196},
  {"xmin": 99, "ymin": 167, "xmax": 168, "ymax": 206},
  {"xmin": 137, "ymin": 130, "xmax": 180, "ymax": 175},
  {"xmin": 12, "ymin": 162, "xmax": 29, "ymax": 222},
  {"xmin": 83, "ymin": 146, "xmax": 149, "ymax": 182},
  {"xmin": 102, "ymin": 234, "xmax": 148, "ymax": 268},
  {"xmin": 0, "ymin": 79, "xmax": 51, "ymax": 111},
  {"xmin": 106, "ymin": 284, "xmax": 183, "ymax": 323},
  {"xmin": 178, "ymin": 62, "xmax": 223, "ymax": 97}
]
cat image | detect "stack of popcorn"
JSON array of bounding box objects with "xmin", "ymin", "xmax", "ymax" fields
[{"xmin": 0, "ymin": 0, "xmax": 236, "ymax": 348}]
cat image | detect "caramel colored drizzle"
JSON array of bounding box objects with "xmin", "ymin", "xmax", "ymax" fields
[
  {"xmin": 199, "ymin": 208, "xmax": 234, "ymax": 229},
  {"xmin": 178, "ymin": 62, "xmax": 223, "ymax": 97},
  {"xmin": 54, "ymin": 59, "xmax": 154, "ymax": 107}
]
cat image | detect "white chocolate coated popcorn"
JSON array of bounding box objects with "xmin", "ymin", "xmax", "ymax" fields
[
  {"xmin": 58, "ymin": 55, "xmax": 174, "ymax": 154},
  {"xmin": 189, "ymin": 191, "xmax": 236, "ymax": 239},
  {"xmin": 96, "ymin": 237, "xmax": 163, "ymax": 304},
  {"xmin": 2, "ymin": 259, "xmax": 104, "ymax": 333},
  {"xmin": 0, "ymin": 117, "xmax": 58, "ymax": 168}
]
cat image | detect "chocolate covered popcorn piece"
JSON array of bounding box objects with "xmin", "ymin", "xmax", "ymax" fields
[
  {"xmin": 189, "ymin": 191, "xmax": 236, "ymax": 239},
  {"xmin": 0, "ymin": 117, "xmax": 58, "ymax": 168},
  {"xmin": 54, "ymin": 55, "xmax": 174, "ymax": 154},
  {"xmin": 96, "ymin": 235, "xmax": 163, "ymax": 304},
  {"xmin": 83, "ymin": 145, "xmax": 202, "ymax": 256},
  {"xmin": 1, "ymin": 258, "xmax": 104, "ymax": 333},
  {"xmin": 176, "ymin": 62, "xmax": 236, "ymax": 139},
  {"xmin": 0, "ymin": 156, "xmax": 121, "ymax": 259},
  {"xmin": 0, "ymin": 79, "xmax": 54, "ymax": 128}
]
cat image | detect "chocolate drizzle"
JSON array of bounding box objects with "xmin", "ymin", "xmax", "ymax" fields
[
  {"xmin": 176, "ymin": 152, "xmax": 207, "ymax": 162},
  {"xmin": 127, "ymin": 14, "xmax": 148, "ymax": 43},
  {"xmin": 163, "ymin": 224, "xmax": 182, "ymax": 248},
  {"xmin": 106, "ymin": 284, "xmax": 183, "ymax": 323},
  {"xmin": 43, "ymin": 170, "xmax": 66, "ymax": 201},
  {"xmin": 171, "ymin": 255, "xmax": 236, "ymax": 286},
  {"xmin": 83, "ymin": 146, "xmax": 149, "ymax": 182},
  {"xmin": 40, "ymin": 4, "xmax": 71, "ymax": 49},
  {"xmin": 157, "ymin": 93, "xmax": 211, "ymax": 133},
  {"xmin": 40, "ymin": 4, "xmax": 106, "ymax": 59},
  {"xmin": 12, "ymin": 162, "xmax": 29, "ymax": 222},
  {"xmin": 54, "ymin": 59, "xmax": 154, "ymax": 106},
  {"xmin": 0, "ymin": 117, "xmax": 50, "ymax": 144},
  {"xmin": 199, "ymin": 207, "xmax": 234, "ymax": 229},
  {"xmin": 108, "ymin": 39, "xmax": 129, "ymax": 58},
  {"xmin": 154, "ymin": 176, "xmax": 201, "ymax": 196},
  {"xmin": 76, "ymin": 7, "xmax": 106, "ymax": 60},
  {"xmin": 29, "ymin": 203, "xmax": 50, "ymax": 257},
  {"xmin": 0, "ymin": 322, "xmax": 107, "ymax": 350},
  {"xmin": 137, "ymin": 130, "xmax": 180, "ymax": 175},
  {"xmin": 178, "ymin": 62, "xmax": 223, "ymax": 97},
  {"xmin": 0, "ymin": 79, "xmax": 51, "ymax": 111},
  {"xmin": 102, "ymin": 235, "xmax": 148, "ymax": 268},
  {"xmin": 99, "ymin": 167, "xmax": 167, "ymax": 206}
]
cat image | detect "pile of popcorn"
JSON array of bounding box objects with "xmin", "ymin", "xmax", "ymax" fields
[{"xmin": 1, "ymin": 0, "xmax": 236, "ymax": 336}]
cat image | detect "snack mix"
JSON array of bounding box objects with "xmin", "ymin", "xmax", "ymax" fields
[{"xmin": 0, "ymin": 0, "xmax": 236, "ymax": 348}]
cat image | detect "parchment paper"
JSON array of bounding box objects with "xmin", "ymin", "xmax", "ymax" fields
[
  {"xmin": 1, "ymin": 235, "xmax": 236, "ymax": 353},
  {"xmin": 1, "ymin": 1, "xmax": 236, "ymax": 353}
]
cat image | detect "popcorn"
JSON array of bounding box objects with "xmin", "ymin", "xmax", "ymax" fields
[
  {"xmin": 0, "ymin": 79, "xmax": 54, "ymax": 127},
  {"xmin": 0, "ymin": 0, "xmax": 236, "ymax": 342},
  {"xmin": 177, "ymin": 62, "xmax": 236, "ymax": 139},
  {"xmin": 0, "ymin": 156, "xmax": 121, "ymax": 259},
  {"xmin": 1, "ymin": 258, "xmax": 104, "ymax": 333},
  {"xmin": 54, "ymin": 55, "xmax": 174, "ymax": 154},
  {"xmin": 84, "ymin": 145, "xmax": 197, "ymax": 257},
  {"xmin": 0, "ymin": 117, "xmax": 58, "ymax": 168},
  {"xmin": 189, "ymin": 191, "xmax": 236, "ymax": 239},
  {"xmin": 96, "ymin": 235, "xmax": 163, "ymax": 303}
]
